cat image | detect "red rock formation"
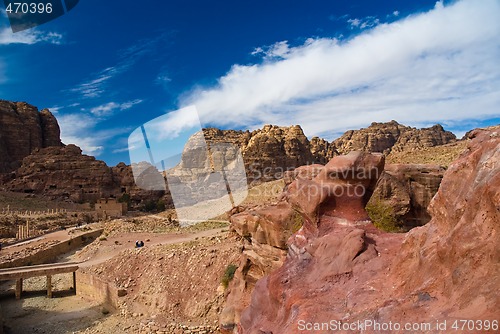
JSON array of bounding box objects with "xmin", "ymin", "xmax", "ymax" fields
[
  {"xmin": 4, "ymin": 145, "xmax": 117, "ymax": 202},
  {"xmin": 233, "ymin": 127, "xmax": 499, "ymax": 333},
  {"xmin": 389, "ymin": 125, "xmax": 500, "ymax": 320},
  {"xmin": 4, "ymin": 145, "xmax": 165, "ymax": 206},
  {"xmin": 0, "ymin": 100, "xmax": 62, "ymax": 173},
  {"xmin": 238, "ymin": 152, "xmax": 389, "ymax": 333}
]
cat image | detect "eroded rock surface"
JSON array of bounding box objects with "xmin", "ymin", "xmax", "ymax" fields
[
  {"xmin": 334, "ymin": 120, "xmax": 456, "ymax": 155},
  {"xmin": 389, "ymin": 126, "xmax": 500, "ymax": 321},
  {"xmin": 203, "ymin": 125, "xmax": 337, "ymax": 184},
  {"xmin": 4, "ymin": 145, "xmax": 165, "ymax": 206},
  {"xmin": 0, "ymin": 100, "xmax": 62, "ymax": 173},
  {"xmin": 231, "ymin": 127, "xmax": 499, "ymax": 333},
  {"xmin": 237, "ymin": 151, "xmax": 389, "ymax": 333}
]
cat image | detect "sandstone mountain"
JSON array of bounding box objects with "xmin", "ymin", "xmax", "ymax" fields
[
  {"xmin": 333, "ymin": 120, "xmax": 456, "ymax": 155},
  {"xmin": 0, "ymin": 100, "xmax": 62, "ymax": 173},
  {"xmin": 2, "ymin": 145, "xmax": 165, "ymax": 207},
  {"xmin": 203, "ymin": 125, "xmax": 337, "ymax": 184}
]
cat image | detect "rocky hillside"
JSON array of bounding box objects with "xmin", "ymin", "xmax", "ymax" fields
[
  {"xmin": 334, "ymin": 120, "xmax": 456, "ymax": 154},
  {"xmin": 203, "ymin": 125, "xmax": 337, "ymax": 183},
  {"xmin": 223, "ymin": 126, "xmax": 499, "ymax": 332},
  {"xmin": 0, "ymin": 100, "xmax": 62, "ymax": 173},
  {"xmin": 203, "ymin": 121, "xmax": 456, "ymax": 184},
  {"xmin": 2, "ymin": 144, "xmax": 165, "ymax": 207}
]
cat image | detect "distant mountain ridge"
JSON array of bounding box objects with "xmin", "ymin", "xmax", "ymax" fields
[
  {"xmin": 332, "ymin": 120, "xmax": 457, "ymax": 155},
  {"xmin": 0, "ymin": 100, "xmax": 460, "ymax": 203}
]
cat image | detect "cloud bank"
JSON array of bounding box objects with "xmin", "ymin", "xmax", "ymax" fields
[{"xmin": 181, "ymin": 0, "xmax": 500, "ymax": 139}]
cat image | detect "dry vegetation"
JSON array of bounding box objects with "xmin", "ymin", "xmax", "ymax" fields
[
  {"xmin": 0, "ymin": 191, "xmax": 90, "ymax": 212},
  {"xmin": 386, "ymin": 140, "xmax": 468, "ymax": 166}
]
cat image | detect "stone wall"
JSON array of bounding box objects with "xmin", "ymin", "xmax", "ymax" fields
[{"xmin": 0, "ymin": 229, "xmax": 103, "ymax": 269}]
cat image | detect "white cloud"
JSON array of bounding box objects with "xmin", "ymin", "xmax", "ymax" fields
[
  {"xmin": 0, "ymin": 27, "xmax": 63, "ymax": 45},
  {"xmin": 348, "ymin": 16, "xmax": 380, "ymax": 30},
  {"xmin": 120, "ymin": 99, "xmax": 143, "ymax": 110},
  {"xmin": 393, "ymin": 11, "xmax": 400, "ymax": 17},
  {"xmin": 252, "ymin": 41, "xmax": 291, "ymax": 59},
  {"xmin": 47, "ymin": 106, "xmax": 61, "ymax": 114},
  {"xmin": 58, "ymin": 113, "xmax": 132, "ymax": 156},
  {"xmin": 90, "ymin": 99, "xmax": 143, "ymax": 117},
  {"xmin": 112, "ymin": 146, "xmax": 132, "ymax": 154},
  {"xmin": 57, "ymin": 113, "xmax": 103, "ymax": 155},
  {"xmin": 70, "ymin": 70, "xmax": 115, "ymax": 98},
  {"xmin": 181, "ymin": 0, "xmax": 500, "ymax": 140},
  {"xmin": 347, "ymin": 18, "xmax": 361, "ymax": 28},
  {"xmin": 69, "ymin": 33, "xmax": 169, "ymax": 99}
]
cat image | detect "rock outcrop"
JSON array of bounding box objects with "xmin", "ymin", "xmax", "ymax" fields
[
  {"xmin": 4, "ymin": 145, "xmax": 119, "ymax": 202},
  {"xmin": 334, "ymin": 120, "xmax": 456, "ymax": 155},
  {"xmin": 204, "ymin": 121, "xmax": 455, "ymax": 186},
  {"xmin": 0, "ymin": 100, "xmax": 62, "ymax": 173},
  {"xmin": 3, "ymin": 145, "xmax": 165, "ymax": 206},
  {"xmin": 221, "ymin": 152, "xmax": 388, "ymax": 331},
  {"xmin": 224, "ymin": 126, "xmax": 499, "ymax": 333},
  {"xmin": 389, "ymin": 125, "xmax": 500, "ymax": 321},
  {"xmin": 203, "ymin": 125, "xmax": 337, "ymax": 184}
]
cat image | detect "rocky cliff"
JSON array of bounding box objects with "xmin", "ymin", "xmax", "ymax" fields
[
  {"xmin": 0, "ymin": 100, "xmax": 62, "ymax": 173},
  {"xmin": 333, "ymin": 120, "xmax": 456, "ymax": 155},
  {"xmin": 3, "ymin": 145, "xmax": 165, "ymax": 206},
  {"xmin": 203, "ymin": 125, "xmax": 337, "ymax": 184},
  {"xmin": 223, "ymin": 126, "xmax": 499, "ymax": 333},
  {"xmin": 203, "ymin": 121, "xmax": 456, "ymax": 185}
]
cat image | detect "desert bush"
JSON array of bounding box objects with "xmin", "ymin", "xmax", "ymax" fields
[
  {"xmin": 156, "ymin": 200, "xmax": 166, "ymax": 212},
  {"xmin": 221, "ymin": 264, "xmax": 238, "ymax": 288},
  {"xmin": 82, "ymin": 213, "xmax": 94, "ymax": 225},
  {"xmin": 366, "ymin": 199, "xmax": 403, "ymax": 232},
  {"xmin": 118, "ymin": 193, "xmax": 131, "ymax": 209},
  {"xmin": 142, "ymin": 200, "xmax": 157, "ymax": 212}
]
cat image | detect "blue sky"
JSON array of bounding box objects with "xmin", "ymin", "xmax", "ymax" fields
[{"xmin": 1, "ymin": 0, "xmax": 499, "ymax": 166}]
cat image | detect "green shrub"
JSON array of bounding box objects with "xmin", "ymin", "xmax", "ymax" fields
[
  {"xmin": 141, "ymin": 199, "xmax": 166, "ymax": 212},
  {"xmin": 142, "ymin": 200, "xmax": 157, "ymax": 212},
  {"xmin": 118, "ymin": 193, "xmax": 131, "ymax": 209},
  {"xmin": 366, "ymin": 199, "xmax": 403, "ymax": 233},
  {"xmin": 156, "ymin": 200, "xmax": 166, "ymax": 212},
  {"xmin": 221, "ymin": 264, "xmax": 238, "ymax": 288}
]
